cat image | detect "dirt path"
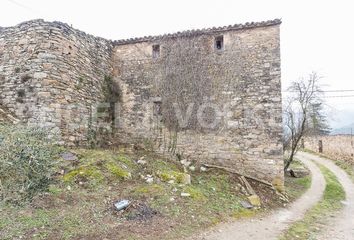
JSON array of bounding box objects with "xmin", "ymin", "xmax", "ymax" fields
[
  {"xmin": 297, "ymin": 152, "xmax": 354, "ymax": 240},
  {"xmin": 190, "ymin": 156, "xmax": 326, "ymax": 240}
]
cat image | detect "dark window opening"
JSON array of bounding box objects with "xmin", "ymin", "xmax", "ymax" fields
[
  {"xmin": 153, "ymin": 101, "xmax": 162, "ymax": 116},
  {"xmin": 215, "ymin": 36, "xmax": 224, "ymax": 51},
  {"xmin": 153, "ymin": 100, "xmax": 163, "ymax": 124},
  {"xmin": 152, "ymin": 44, "xmax": 160, "ymax": 58}
]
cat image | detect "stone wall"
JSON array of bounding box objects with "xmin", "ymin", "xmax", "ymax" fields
[
  {"xmin": 0, "ymin": 20, "xmax": 113, "ymax": 144},
  {"xmin": 305, "ymin": 135, "xmax": 354, "ymax": 162},
  {"xmin": 113, "ymin": 22, "xmax": 283, "ymax": 183},
  {"xmin": 0, "ymin": 19, "xmax": 283, "ymax": 184}
]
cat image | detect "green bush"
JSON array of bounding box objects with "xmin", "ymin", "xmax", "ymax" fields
[{"xmin": 0, "ymin": 124, "xmax": 58, "ymax": 204}]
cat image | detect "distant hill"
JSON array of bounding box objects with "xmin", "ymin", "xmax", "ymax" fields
[{"xmin": 331, "ymin": 123, "xmax": 354, "ymax": 135}]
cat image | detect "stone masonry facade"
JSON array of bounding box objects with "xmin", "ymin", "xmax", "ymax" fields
[{"xmin": 0, "ymin": 19, "xmax": 283, "ymax": 184}]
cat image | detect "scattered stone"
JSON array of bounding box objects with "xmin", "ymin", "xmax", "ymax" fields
[
  {"xmin": 179, "ymin": 174, "xmax": 191, "ymax": 185},
  {"xmin": 146, "ymin": 177, "xmax": 154, "ymax": 184},
  {"xmin": 181, "ymin": 159, "xmax": 191, "ymax": 167},
  {"xmin": 200, "ymin": 166, "xmax": 207, "ymax": 172},
  {"xmin": 60, "ymin": 152, "xmax": 78, "ymax": 161},
  {"xmin": 181, "ymin": 192, "xmax": 191, "ymax": 197},
  {"xmin": 240, "ymin": 200, "xmax": 253, "ymax": 209},
  {"xmin": 170, "ymin": 197, "xmax": 175, "ymax": 202},
  {"xmin": 272, "ymin": 176, "xmax": 285, "ymax": 193},
  {"xmin": 137, "ymin": 159, "xmax": 147, "ymax": 165},
  {"xmin": 168, "ymin": 180, "xmax": 175, "ymax": 184},
  {"xmin": 247, "ymin": 194, "xmax": 261, "ymax": 207},
  {"xmin": 189, "ymin": 166, "xmax": 196, "ymax": 171}
]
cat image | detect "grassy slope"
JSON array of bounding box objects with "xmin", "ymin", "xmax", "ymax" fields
[
  {"xmin": 279, "ymin": 164, "xmax": 345, "ymax": 240},
  {"xmin": 0, "ymin": 148, "xmax": 313, "ymax": 240},
  {"xmin": 0, "ymin": 148, "xmax": 253, "ymax": 240},
  {"xmin": 303, "ymin": 149, "xmax": 354, "ymax": 182},
  {"xmin": 285, "ymin": 160, "xmax": 312, "ymax": 202}
]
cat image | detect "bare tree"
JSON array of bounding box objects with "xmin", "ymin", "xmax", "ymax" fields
[{"xmin": 283, "ymin": 72, "xmax": 328, "ymax": 171}]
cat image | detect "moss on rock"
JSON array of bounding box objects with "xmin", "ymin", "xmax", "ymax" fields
[
  {"xmin": 106, "ymin": 162, "xmax": 131, "ymax": 180},
  {"xmin": 158, "ymin": 171, "xmax": 191, "ymax": 184},
  {"xmin": 63, "ymin": 166, "xmax": 104, "ymax": 184}
]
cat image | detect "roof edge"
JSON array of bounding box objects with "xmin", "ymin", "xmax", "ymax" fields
[
  {"xmin": 113, "ymin": 19, "xmax": 281, "ymax": 46},
  {"xmin": 0, "ymin": 18, "xmax": 281, "ymax": 46}
]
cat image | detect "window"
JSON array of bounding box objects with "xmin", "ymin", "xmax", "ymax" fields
[
  {"xmin": 152, "ymin": 44, "xmax": 160, "ymax": 58},
  {"xmin": 152, "ymin": 99, "xmax": 163, "ymax": 124},
  {"xmin": 215, "ymin": 36, "xmax": 224, "ymax": 51}
]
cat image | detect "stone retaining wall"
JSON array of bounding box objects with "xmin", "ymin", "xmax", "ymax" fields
[{"xmin": 305, "ymin": 135, "xmax": 354, "ymax": 162}]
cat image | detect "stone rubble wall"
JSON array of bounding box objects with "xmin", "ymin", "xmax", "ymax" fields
[
  {"xmin": 0, "ymin": 19, "xmax": 283, "ymax": 184},
  {"xmin": 0, "ymin": 20, "xmax": 113, "ymax": 144},
  {"xmin": 305, "ymin": 135, "xmax": 354, "ymax": 162},
  {"xmin": 113, "ymin": 25, "xmax": 283, "ymax": 183}
]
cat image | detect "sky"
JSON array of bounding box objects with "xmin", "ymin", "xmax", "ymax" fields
[{"xmin": 1, "ymin": 0, "xmax": 354, "ymax": 129}]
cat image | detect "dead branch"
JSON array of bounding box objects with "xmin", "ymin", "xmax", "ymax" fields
[{"xmin": 201, "ymin": 163, "xmax": 273, "ymax": 187}]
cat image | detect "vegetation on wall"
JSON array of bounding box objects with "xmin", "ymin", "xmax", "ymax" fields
[
  {"xmin": 144, "ymin": 37, "xmax": 245, "ymax": 154},
  {"xmin": 86, "ymin": 75, "xmax": 122, "ymax": 148}
]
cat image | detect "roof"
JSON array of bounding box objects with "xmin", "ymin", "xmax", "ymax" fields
[{"xmin": 113, "ymin": 19, "xmax": 281, "ymax": 46}]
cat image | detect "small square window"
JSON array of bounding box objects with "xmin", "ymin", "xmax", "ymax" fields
[
  {"xmin": 152, "ymin": 44, "xmax": 160, "ymax": 58},
  {"xmin": 215, "ymin": 36, "xmax": 224, "ymax": 51}
]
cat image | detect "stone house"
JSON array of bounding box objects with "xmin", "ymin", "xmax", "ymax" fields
[{"xmin": 0, "ymin": 19, "xmax": 283, "ymax": 184}]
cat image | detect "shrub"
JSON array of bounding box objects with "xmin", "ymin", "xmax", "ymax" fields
[{"xmin": 0, "ymin": 124, "xmax": 58, "ymax": 204}]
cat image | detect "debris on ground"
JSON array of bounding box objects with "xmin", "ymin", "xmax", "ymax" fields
[
  {"xmin": 181, "ymin": 192, "xmax": 191, "ymax": 197},
  {"xmin": 114, "ymin": 199, "xmax": 131, "ymax": 211},
  {"xmin": 180, "ymin": 174, "xmax": 191, "ymax": 185},
  {"xmin": 240, "ymin": 200, "xmax": 254, "ymax": 209},
  {"xmin": 137, "ymin": 159, "xmax": 147, "ymax": 165},
  {"xmin": 247, "ymin": 194, "xmax": 261, "ymax": 207},
  {"xmin": 123, "ymin": 202, "xmax": 158, "ymax": 221},
  {"xmin": 181, "ymin": 159, "xmax": 192, "ymax": 167},
  {"xmin": 60, "ymin": 152, "xmax": 78, "ymax": 162},
  {"xmin": 145, "ymin": 176, "xmax": 154, "ymax": 184}
]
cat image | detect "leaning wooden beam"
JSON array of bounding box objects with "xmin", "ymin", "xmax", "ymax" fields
[
  {"xmin": 201, "ymin": 163, "xmax": 273, "ymax": 187},
  {"xmin": 0, "ymin": 107, "xmax": 20, "ymax": 124},
  {"xmin": 240, "ymin": 176, "xmax": 256, "ymax": 195}
]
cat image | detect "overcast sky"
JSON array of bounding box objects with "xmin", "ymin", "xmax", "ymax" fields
[{"xmin": 1, "ymin": 0, "xmax": 354, "ymax": 128}]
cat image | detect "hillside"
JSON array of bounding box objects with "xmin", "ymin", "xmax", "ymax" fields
[{"xmin": 332, "ymin": 123, "xmax": 354, "ymax": 135}]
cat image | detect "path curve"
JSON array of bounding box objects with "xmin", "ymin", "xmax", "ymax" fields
[
  {"xmin": 297, "ymin": 152, "xmax": 354, "ymax": 240},
  {"xmin": 190, "ymin": 156, "xmax": 326, "ymax": 240}
]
